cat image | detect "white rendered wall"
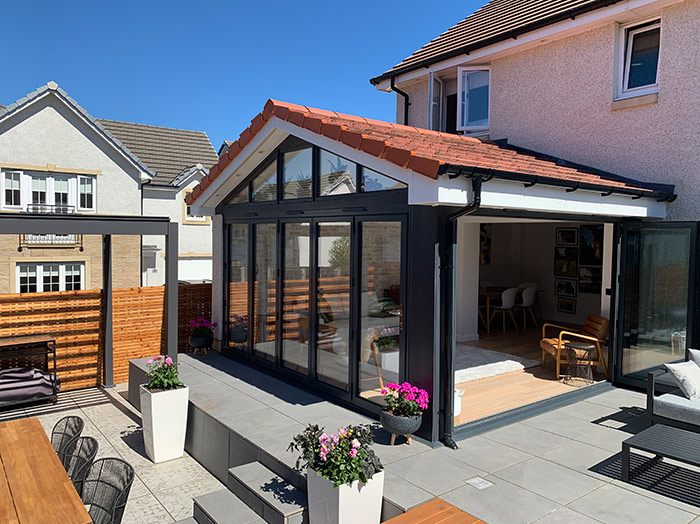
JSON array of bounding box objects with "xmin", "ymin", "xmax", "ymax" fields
[{"xmin": 455, "ymin": 221, "xmax": 481, "ymax": 342}]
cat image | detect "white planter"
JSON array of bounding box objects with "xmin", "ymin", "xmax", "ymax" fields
[
  {"xmin": 307, "ymin": 468, "xmax": 384, "ymax": 524},
  {"xmin": 139, "ymin": 384, "xmax": 189, "ymax": 463}
]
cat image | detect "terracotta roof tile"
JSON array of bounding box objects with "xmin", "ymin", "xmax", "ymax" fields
[{"xmin": 185, "ymin": 99, "xmax": 671, "ymax": 206}]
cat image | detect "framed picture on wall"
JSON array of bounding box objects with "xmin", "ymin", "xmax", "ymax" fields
[
  {"xmin": 480, "ymin": 224, "xmax": 492, "ymax": 266},
  {"xmin": 556, "ymin": 227, "xmax": 578, "ymax": 246},
  {"xmin": 558, "ymin": 297, "xmax": 577, "ymax": 314},
  {"xmin": 554, "ymin": 247, "xmax": 578, "ymax": 277},
  {"xmin": 579, "ymin": 266, "xmax": 603, "ymax": 294},
  {"xmin": 555, "ymin": 278, "xmax": 577, "ymax": 297},
  {"xmin": 579, "ymin": 224, "xmax": 604, "ymax": 266}
]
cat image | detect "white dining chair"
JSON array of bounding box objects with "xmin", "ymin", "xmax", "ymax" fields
[
  {"xmin": 490, "ymin": 287, "xmax": 519, "ymax": 333},
  {"xmin": 515, "ymin": 285, "xmax": 538, "ymax": 328}
]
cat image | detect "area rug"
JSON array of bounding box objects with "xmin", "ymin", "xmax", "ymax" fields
[{"xmin": 454, "ymin": 346, "xmax": 540, "ymax": 383}]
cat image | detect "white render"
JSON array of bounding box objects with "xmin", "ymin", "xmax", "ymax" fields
[
  {"xmin": 306, "ymin": 469, "xmax": 384, "ymax": 524},
  {"xmin": 139, "ymin": 384, "xmax": 189, "ymax": 463}
]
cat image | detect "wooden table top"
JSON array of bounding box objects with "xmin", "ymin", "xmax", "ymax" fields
[
  {"xmin": 0, "ymin": 418, "xmax": 91, "ymax": 524},
  {"xmin": 0, "ymin": 334, "xmax": 55, "ymax": 350},
  {"xmin": 386, "ymin": 499, "xmax": 484, "ymax": 524}
]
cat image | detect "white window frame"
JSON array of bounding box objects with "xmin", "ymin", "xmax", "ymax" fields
[
  {"xmin": 428, "ymin": 72, "xmax": 444, "ymax": 132},
  {"xmin": 182, "ymin": 189, "xmax": 210, "ymax": 224},
  {"xmin": 616, "ymin": 18, "xmax": 661, "ymax": 100},
  {"xmin": 457, "ymin": 66, "xmax": 491, "ymax": 132},
  {"xmin": 78, "ymin": 175, "xmax": 96, "ymax": 212},
  {"xmin": 30, "ymin": 175, "xmax": 48, "ymax": 206},
  {"xmin": 2, "ymin": 170, "xmax": 23, "ymax": 209},
  {"xmin": 16, "ymin": 262, "xmax": 85, "ymax": 293}
]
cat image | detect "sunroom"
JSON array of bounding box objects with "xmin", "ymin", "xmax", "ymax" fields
[{"xmin": 187, "ymin": 99, "xmax": 682, "ymax": 445}]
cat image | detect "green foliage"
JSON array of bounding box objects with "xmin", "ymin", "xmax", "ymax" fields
[
  {"xmin": 145, "ymin": 355, "xmax": 184, "ymax": 391},
  {"xmin": 287, "ymin": 424, "xmax": 383, "ymax": 488},
  {"xmin": 328, "ymin": 236, "xmax": 350, "ymax": 268}
]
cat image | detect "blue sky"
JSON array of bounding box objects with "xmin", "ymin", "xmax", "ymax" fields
[{"xmin": 0, "ymin": 1, "xmax": 481, "ymax": 149}]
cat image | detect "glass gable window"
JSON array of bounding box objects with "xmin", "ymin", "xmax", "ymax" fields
[
  {"xmin": 361, "ymin": 168, "xmax": 407, "ymax": 192},
  {"xmin": 282, "ymin": 148, "xmax": 312, "ymax": 199},
  {"xmin": 228, "ymin": 185, "xmax": 248, "ymax": 205},
  {"xmin": 251, "ymin": 161, "xmax": 277, "ymax": 202},
  {"xmin": 621, "ymin": 20, "xmax": 661, "ymax": 96},
  {"xmin": 4, "ymin": 172, "xmax": 21, "ymax": 207},
  {"xmin": 458, "ymin": 68, "xmax": 490, "ymax": 131},
  {"xmin": 319, "ymin": 151, "xmax": 357, "ymax": 196}
]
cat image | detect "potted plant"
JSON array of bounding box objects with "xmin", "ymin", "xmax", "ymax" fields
[
  {"xmin": 288, "ymin": 424, "xmax": 384, "ymax": 524},
  {"xmin": 379, "ymin": 382, "xmax": 429, "ymax": 445},
  {"xmin": 189, "ymin": 317, "xmax": 217, "ymax": 353},
  {"xmin": 139, "ymin": 355, "xmax": 188, "ymax": 463},
  {"xmin": 229, "ymin": 314, "xmax": 248, "ymax": 344}
]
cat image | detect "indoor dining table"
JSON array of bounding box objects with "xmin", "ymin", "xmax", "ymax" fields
[{"xmin": 0, "ymin": 417, "xmax": 91, "ymax": 524}]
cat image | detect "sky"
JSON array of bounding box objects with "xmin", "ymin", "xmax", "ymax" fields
[{"xmin": 0, "ymin": 1, "xmax": 482, "ymax": 149}]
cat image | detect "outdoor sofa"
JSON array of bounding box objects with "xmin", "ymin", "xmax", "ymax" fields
[{"xmin": 647, "ymin": 350, "xmax": 700, "ymax": 432}]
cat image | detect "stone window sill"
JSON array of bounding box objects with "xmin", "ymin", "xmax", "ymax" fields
[{"xmin": 611, "ymin": 93, "xmax": 658, "ymax": 111}]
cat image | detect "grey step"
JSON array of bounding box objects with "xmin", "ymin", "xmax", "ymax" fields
[
  {"xmin": 228, "ymin": 462, "xmax": 308, "ymax": 524},
  {"xmin": 173, "ymin": 519, "xmax": 198, "ymax": 524},
  {"xmin": 193, "ymin": 489, "xmax": 265, "ymax": 524}
]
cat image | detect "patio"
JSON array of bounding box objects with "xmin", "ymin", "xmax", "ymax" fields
[{"xmin": 4, "ymin": 353, "xmax": 700, "ymax": 523}]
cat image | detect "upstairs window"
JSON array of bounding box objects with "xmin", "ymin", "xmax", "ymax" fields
[
  {"xmin": 54, "ymin": 177, "xmax": 69, "ymax": 207},
  {"xmin": 618, "ymin": 19, "xmax": 660, "ymax": 98},
  {"xmin": 429, "ymin": 73, "xmax": 443, "ymax": 132},
  {"xmin": 183, "ymin": 189, "xmax": 209, "ymax": 224},
  {"xmin": 31, "ymin": 176, "xmax": 47, "ymax": 205},
  {"xmin": 3, "ymin": 172, "xmax": 21, "ymax": 207},
  {"xmin": 457, "ymin": 68, "xmax": 490, "ymax": 132},
  {"xmin": 79, "ymin": 176, "xmax": 95, "ymax": 210}
]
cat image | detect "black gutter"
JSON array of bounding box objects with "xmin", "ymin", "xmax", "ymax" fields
[
  {"xmin": 440, "ymin": 175, "xmax": 483, "ymax": 449},
  {"xmin": 370, "ymin": 0, "xmax": 623, "ymax": 86},
  {"xmin": 438, "ymin": 164, "xmax": 676, "ymax": 202},
  {"xmin": 390, "ymin": 76, "xmax": 410, "ymax": 126}
]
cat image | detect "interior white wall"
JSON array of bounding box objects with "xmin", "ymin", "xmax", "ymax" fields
[
  {"xmin": 455, "ymin": 221, "xmax": 480, "ymax": 342},
  {"xmin": 600, "ymin": 223, "xmax": 615, "ymax": 319}
]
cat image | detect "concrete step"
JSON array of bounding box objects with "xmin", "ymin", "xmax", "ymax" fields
[
  {"xmin": 193, "ymin": 489, "xmax": 265, "ymax": 524},
  {"xmin": 173, "ymin": 519, "xmax": 198, "ymax": 524},
  {"xmin": 228, "ymin": 462, "xmax": 308, "ymax": 524}
]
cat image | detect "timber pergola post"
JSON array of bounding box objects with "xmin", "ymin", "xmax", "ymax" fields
[{"xmin": 0, "ymin": 213, "xmax": 178, "ymax": 387}]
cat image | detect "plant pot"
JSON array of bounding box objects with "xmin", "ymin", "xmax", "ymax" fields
[
  {"xmin": 139, "ymin": 384, "xmax": 189, "ymax": 463},
  {"xmin": 307, "ymin": 468, "xmax": 384, "ymax": 524},
  {"xmin": 380, "ymin": 411, "xmax": 422, "ymax": 439},
  {"xmin": 230, "ymin": 327, "xmax": 247, "ymax": 344},
  {"xmin": 189, "ymin": 334, "xmax": 213, "ymax": 349}
]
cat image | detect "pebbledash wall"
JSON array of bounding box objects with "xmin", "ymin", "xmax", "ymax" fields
[{"xmin": 395, "ymin": 0, "xmax": 700, "ymax": 220}]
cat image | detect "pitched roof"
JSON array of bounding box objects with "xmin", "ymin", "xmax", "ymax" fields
[
  {"xmin": 0, "ymin": 82, "xmax": 156, "ymax": 178},
  {"xmin": 371, "ymin": 0, "xmax": 622, "ymax": 85},
  {"xmin": 97, "ymin": 119, "xmax": 218, "ymax": 186},
  {"xmin": 187, "ymin": 99, "xmax": 674, "ymax": 205}
]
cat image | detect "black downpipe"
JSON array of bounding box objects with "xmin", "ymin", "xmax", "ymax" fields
[
  {"xmin": 440, "ymin": 176, "xmax": 483, "ymax": 449},
  {"xmin": 391, "ymin": 76, "xmax": 410, "ymax": 126}
]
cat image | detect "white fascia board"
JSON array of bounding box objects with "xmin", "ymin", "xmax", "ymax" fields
[
  {"xmin": 375, "ymin": 0, "xmax": 682, "ymax": 90},
  {"xmin": 143, "ymin": 184, "xmax": 179, "ymax": 193},
  {"xmin": 478, "ymin": 179, "xmax": 667, "ymax": 218}
]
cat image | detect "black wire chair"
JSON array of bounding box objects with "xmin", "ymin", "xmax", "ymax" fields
[
  {"xmin": 63, "ymin": 436, "xmax": 99, "ymax": 496},
  {"xmin": 50, "ymin": 415, "xmax": 84, "ymax": 467},
  {"xmin": 82, "ymin": 458, "xmax": 134, "ymax": 524}
]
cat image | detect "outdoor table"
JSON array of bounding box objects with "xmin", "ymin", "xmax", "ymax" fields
[
  {"xmin": 564, "ymin": 340, "xmax": 596, "ymax": 385},
  {"xmin": 0, "ymin": 417, "xmax": 91, "ymax": 524}
]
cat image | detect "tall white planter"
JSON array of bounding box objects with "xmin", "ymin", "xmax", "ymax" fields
[
  {"xmin": 307, "ymin": 468, "xmax": 384, "ymax": 524},
  {"xmin": 139, "ymin": 385, "xmax": 189, "ymax": 463}
]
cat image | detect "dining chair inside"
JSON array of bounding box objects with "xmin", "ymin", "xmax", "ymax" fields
[
  {"xmin": 490, "ymin": 287, "xmax": 520, "ymax": 333},
  {"xmin": 516, "ymin": 285, "xmax": 539, "ymax": 329}
]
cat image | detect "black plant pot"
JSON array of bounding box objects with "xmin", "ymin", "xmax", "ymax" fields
[
  {"xmin": 230, "ymin": 327, "xmax": 248, "ymax": 344},
  {"xmin": 380, "ymin": 411, "xmax": 422, "ymax": 437},
  {"xmin": 189, "ymin": 335, "xmax": 213, "ymax": 350}
]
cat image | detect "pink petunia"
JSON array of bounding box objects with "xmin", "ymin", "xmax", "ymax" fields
[{"xmin": 349, "ymin": 448, "xmax": 358, "ymax": 458}]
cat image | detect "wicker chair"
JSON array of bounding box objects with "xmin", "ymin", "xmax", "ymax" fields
[
  {"xmin": 64, "ymin": 436, "xmax": 99, "ymax": 496},
  {"xmin": 51, "ymin": 415, "xmax": 84, "ymax": 467},
  {"xmin": 82, "ymin": 458, "xmax": 134, "ymax": 524}
]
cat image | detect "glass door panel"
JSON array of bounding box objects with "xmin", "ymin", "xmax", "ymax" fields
[
  {"xmin": 358, "ymin": 221, "xmax": 402, "ymax": 405},
  {"xmin": 620, "ymin": 224, "xmax": 695, "ymax": 378},
  {"xmin": 316, "ymin": 222, "xmax": 351, "ymax": 391},
  {"xmin": 253, "ymin": 223, "xmax": 277, "ymax": 362},
  {"xmin": 282, "ymin": 222, "xmax": 311, "ymax": 374},
  {"xmin": 228, "ymin": 224, "xmax": 249, "ymax": 350}
]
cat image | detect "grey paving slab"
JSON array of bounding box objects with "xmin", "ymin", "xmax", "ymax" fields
[
  {"xmin": 122, "ymin": 494, "xmax": 175, "ymax": 524},
  {"xmin": 155, "ymin": 478, "xmax": 226, "ymax": 521},
  {"xmin": 568, "ymin": 483, "xmax": 696, "ymax": 524},
  {"xmin": 555, "ymin": 399, "xmax": 642, "ymax": 426},
  {"xmin": 585, "ymin": 389, "xmax": 646, "ymax": 410},
  {"xmin": 441, "ymin": 476, "xmax": 560, "ymax": 524},
  {"xmin": 493, "ymin": 456, "xmax": 605, "ymax": 504},
  {"xmin": 532, "ymin": 507, "xmax": 603, "ymax": 523},
  {"xmin": 381, "ymin": 471, "xmax": 435, "ymax": 512},
  {"xmin": 386, "ymin": 447, "xmax": 486, "ymax": 496},
  {"xmin": 482, "ymin": 422, "xmax": 571, "ymax": 456},
  {"xmin": 540, "ymin": 441, "xmax": 617, "ymax": 481},
  {"xmin": 451, "ymin": 435, "xmax": 534, "ymax": 473},
  {"xmin": 575, "ymin": 417, "xmax": 648, "ymax": 453},
  {"xmin": 521, "ymin": 410, "xmax": 603, "ymax": 440},
  {"xmin": 227, "ymin": 407, "xmax": 300, "ymax": 437}
]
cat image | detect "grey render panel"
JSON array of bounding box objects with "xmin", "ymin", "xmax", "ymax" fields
[
  {"xmin": 186, "ymin": 405, "xmax": 205, "ymax": 461},
  {"xmin": 128, "ymin": 359, "xmax": 148, "ymax": 411},
  {"xmin": 229, "ymin": 431, "xmax": 260, "ymax": 469},
  {"xmin": 201, "ymin": 414, "xmax": 231, "ymax": 483}
]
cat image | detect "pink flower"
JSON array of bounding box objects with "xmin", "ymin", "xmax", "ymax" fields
[
  {"xmin": 331, "ymin": 433, "xmax": 339, "ymax": 445},
  {"xmin": 319, "ymin": 434, "xmax": 328, "ymax": 445},
  {"xmin": 147, "ymin": 359, "xmax": 153, "ymax": 365},
  {"xmin": 349, "ymin": 448, "xmax": 358, "ymax": 458},
  {"xmin": 351, "ymin": 439, "xmax": 360, "ymax": 449},
  {"xmin": 165, "ymin": 357, "xmax": 173, "ymax": 365}
]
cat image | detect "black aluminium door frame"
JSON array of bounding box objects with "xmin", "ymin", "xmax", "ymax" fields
[
  {"xmin": 613, "ymin": 220, "xmax": 699, "ymax": 390},
  {"xmin": 351, "ymin": 214, "xmax": 409, "ymax": 415}
]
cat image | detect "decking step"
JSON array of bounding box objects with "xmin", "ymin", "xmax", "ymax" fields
[
  {"xmin": 228, "ymin": 462, "xmax": 308, "ymax": 524},
  {"xmin": 193, "ymin": 489, "xmax": 265, "ymax": 524}
]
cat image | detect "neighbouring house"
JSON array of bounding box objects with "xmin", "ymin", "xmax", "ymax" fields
[
  {"xmin": 0, "ymin": 82, "xmax": 218, "ymax": 291},
  {"xmin": 183, "ymin": 0, "xmax": 700, "ymax": 446}
]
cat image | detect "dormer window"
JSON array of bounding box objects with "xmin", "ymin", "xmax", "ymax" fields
[
  {"xmin": 617, "ymin": 19, "xmax": 660, "ymax": 99},
  {"xmin": 457, "ymin": 67, "xmax": 490, "ymax": 132}
]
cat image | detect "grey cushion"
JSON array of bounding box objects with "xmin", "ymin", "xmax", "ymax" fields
[
  {"xmin": 664, "ymin": 361, "xmax": 700, "ymax": 400},
  {"xmin": 688, "ymin": 348, "xmax": 700, "ymax": 367},
  {"xmin": 655, "ymin": 391, "xmax": 700, "ymax": 426}
]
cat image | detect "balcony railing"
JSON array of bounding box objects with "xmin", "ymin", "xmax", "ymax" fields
[
  {"xmin": 18, "ymin": 234, "xmax": 84, "ymax": 250},
  {"xmin": 25, "ymin": 204, "xmax": 76, "ymax": 214}
]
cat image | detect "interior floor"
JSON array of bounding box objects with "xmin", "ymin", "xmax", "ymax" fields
[{"xmin": 454, "ymin": 326, "xmax": 605, "ymax": 425}]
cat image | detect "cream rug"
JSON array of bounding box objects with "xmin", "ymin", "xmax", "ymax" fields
[{"xmin": 455, "ymin": 346, "xmax": 540, "ymax": 383}]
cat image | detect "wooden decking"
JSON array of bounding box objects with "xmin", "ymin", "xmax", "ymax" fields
[
  {"xmin": 386, "ymin": 499, "xmax": 484, "ymax": 523},
  {"xmin": 454, "ymin": 327, "xmax": 604, "ymax": 425}
]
